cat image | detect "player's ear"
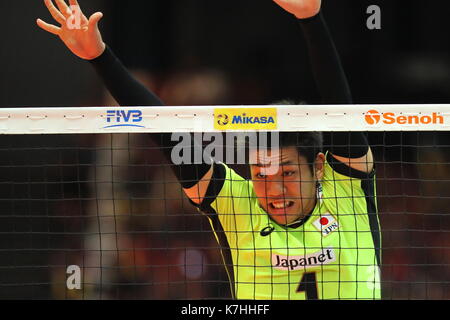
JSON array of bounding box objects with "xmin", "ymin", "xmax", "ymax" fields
[{"xmin": 314, "ymin": 152, "xmax": 326, "ymax": 180}]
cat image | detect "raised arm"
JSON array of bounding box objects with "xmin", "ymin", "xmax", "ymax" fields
[
  {"xmin": 274, "ymin": 0, "xmax": 373, "ymax": 173},
  {"xmin": 37, "ymin": 0, "xmax": 105, "ymax": 60},
  {"xmin": 37, "ymin": 0, "xmax": 213, "ymax": 203},
  {"xmin": 37, "ymin": 0, "xmax": 163, "ymax": 107},
  {"xmin": 274, "ymin": 0, "xmax": 350, "ymax": 105}
]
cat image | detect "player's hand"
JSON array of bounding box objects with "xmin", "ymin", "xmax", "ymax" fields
[
  {"xmin": 37, "ymin": 0, "xmax": 106, "ymax": 60},
  {"xmin": 273, "ymin": 0, "xmax": 321, "ymax": 19}
]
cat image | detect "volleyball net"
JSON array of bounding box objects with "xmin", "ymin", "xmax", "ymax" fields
[{"xmin": 0, "ymin": 105, "xmax": 449, "ymax": 300}]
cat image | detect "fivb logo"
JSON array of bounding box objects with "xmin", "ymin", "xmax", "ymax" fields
[
  {"xmin": 365, "ymin": 109, "xmax": 444, "ymax": 125},
  {"xmin": 104, "ymin": 110, "xmax": 144, "ymax": 128}
]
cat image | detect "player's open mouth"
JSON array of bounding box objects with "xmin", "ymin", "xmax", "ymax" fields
[{"xmin": 269, "ymin": 201, "xmax": 294, "ymax": 210}]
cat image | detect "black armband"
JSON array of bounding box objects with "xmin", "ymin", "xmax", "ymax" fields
[
  {"xmin": 175, "ymin": 163, "xmax": 213, "ymax": 189},
  {"xmin": 157, "ymin": 133, "xmax": 212, "ymax": 189},
  {"xmin": 328, "ymin": 132, "xmax": 369, "ymax": 158}
]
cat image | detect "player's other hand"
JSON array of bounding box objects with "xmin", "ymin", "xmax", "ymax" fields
[
  {"xmin": 273, "ymin": 0, "xmax": 321, "ymax": 19},
  {"xmin": 37, "ymin": 0, "xmax": 105, "ymax": 60}
]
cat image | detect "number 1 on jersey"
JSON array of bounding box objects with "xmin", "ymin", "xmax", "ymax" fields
[{"xmin": 297, "ymin": 272, "xmax": 318, "ymax": 300}]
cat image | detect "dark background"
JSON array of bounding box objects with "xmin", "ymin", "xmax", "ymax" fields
[
  {"xmin": 0, "ymin": 0, "xmax": 449, "ymax": 299},
  {"xmin": 2, "ymin": 0, "xmax": 450, "ymax": 107}
]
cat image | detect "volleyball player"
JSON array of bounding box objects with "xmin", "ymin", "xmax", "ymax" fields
[{"xmin": 37, "ymin": 0, "xmax": 381, "ymax": 299}]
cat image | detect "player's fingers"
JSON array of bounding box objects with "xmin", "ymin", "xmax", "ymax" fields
[
  {"xmin": 88, "ymin": 12, "xmax": 103, "ymax": 30},
  {"xmin": 36, "ymin": 19, "xmax": 61, "ymax": 35},
  {"xmin": 68, "ymin": 0, "xmax": 88, "ymax": 24},
  {"xmin": 44, "ymin": 0, "xmax": 66, "ymax": 24},
  {"xmin": 55, "ymin": 0, "xmax": 72, "ymax": 18}
]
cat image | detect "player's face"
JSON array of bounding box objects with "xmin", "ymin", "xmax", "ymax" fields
[{"xmin": 250, "ymin": 147, "xmax": 325, "ymax": 225}]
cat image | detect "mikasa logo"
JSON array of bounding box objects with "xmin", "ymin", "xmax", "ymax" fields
[
  {"xmin": 272, "ymin": 248, "xmax": 336, "ymax": 271},
  {"xmin": 214, "ymin": 108, "xmax": 277, "ymax": 130}
]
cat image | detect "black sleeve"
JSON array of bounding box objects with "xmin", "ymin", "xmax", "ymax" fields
[
  {"xmin": 298, "ymin": 12, "xmax": 352, "ymax": 105},
  {"xmin": 90, "ymin": 46, "xmax": 164, "ymax": 107},
  {"xmin": 299, "ymin": 12, "xmax": 368, "ymax": 158},
  {"xmin": 89, "ymin": 47, "xmax": 211, "ymax": 188}
]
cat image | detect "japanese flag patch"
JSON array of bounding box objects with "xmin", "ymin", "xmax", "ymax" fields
[{"xmin": 313, "ymin": 213, "xmax": 339, "ymax": 237}]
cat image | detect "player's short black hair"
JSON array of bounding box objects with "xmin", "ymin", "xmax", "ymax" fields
[
  {"xmin": 280, "ymin": 131, "xmax": 323, "ymax": 171},
  {"xmin": 271, "ymin": 99, "xmax": 324, "ymax": 171},
  {"xmin": 254, "ymin": 131, "xmax": 323, "ymax": 173},
  {"xmin": 243, "ymin": 100, "xmax": 323, "ymax": 173}
]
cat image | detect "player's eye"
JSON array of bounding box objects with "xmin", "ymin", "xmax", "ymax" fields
[
  {"xmin": 282, "ymin": 171, "xmax": 295, "ymax": 177},
  {"xmin": 255, "ymin": 172, "xmax": 266, "ymax": 179}
]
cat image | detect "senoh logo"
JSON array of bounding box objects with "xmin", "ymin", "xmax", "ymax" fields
[
  {"xmin": 365, "ymin": 109, "xmax": 444, "ymax": 125},
  {"xmin": 365, "ymin": 110, "xmax": 381, "ymax": 125},
  {"xmin": 104, "ymin": 110, "xmax": 144, "ymax": 129}
]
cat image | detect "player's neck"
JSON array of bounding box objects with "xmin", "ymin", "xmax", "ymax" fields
[{"xmin": 286, "ymin": 196, "xmax": 317, "ymax": 228}]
